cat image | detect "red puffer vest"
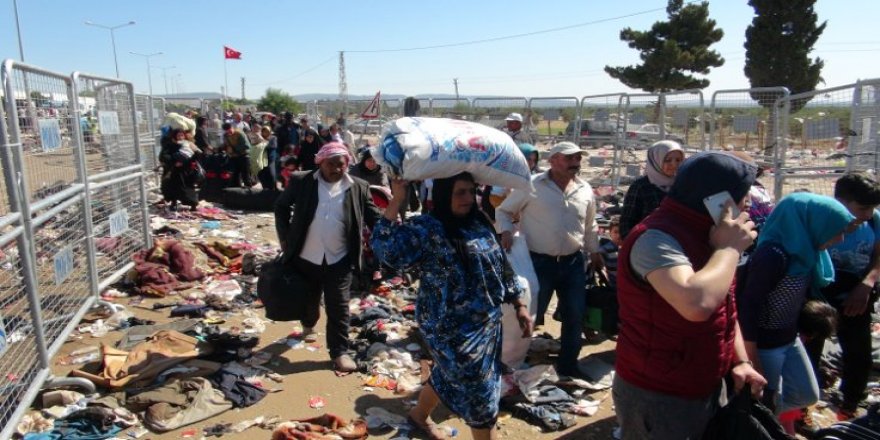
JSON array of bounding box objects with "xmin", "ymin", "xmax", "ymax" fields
[{"xmin": 615, "ymin": 198, "xmax": 737, "ymax": 399}]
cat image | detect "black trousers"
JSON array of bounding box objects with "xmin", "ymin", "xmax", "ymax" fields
[
  {"xmin": 231, "ymin": 155, "xmax": 253, "ymax": 187},
  {"xmin": 805, "ymin": 294, "xmax": 877, "ymax": 410},
  {"xmin": 295, "ymin": 255, "xmax": 353, "ymax": 359}
]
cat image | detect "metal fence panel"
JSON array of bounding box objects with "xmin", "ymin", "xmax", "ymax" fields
[
  {"xmin": 163, "ymin": 97, "xmax": 202, "ymax": 116},
  {"xmin": 89, "ymin": 173, "xmax": 148, "ymax": 290},
  {"xmin": 74, "ymin": 74, "xmax": 139, "ymax": 175},
  {"xmin": 528, "ymin": 97, "xmax": 580, "ymax": 149},
  {"xmin": 381, "ymin": 99, "xmax": 402, "ymax": 119},
  {"xmin": 72, "ymin": 72, "xmax": 151, "ymax": 288},
  {"xmin": 580, "ymin": 93, "xmax": 627, "ymax": 188},
  {"xmin": 1, "ymin": 61, "xmax": 83, "ymax": 209},
  {"xmin": 428, "ymin": 97, "xmax": 470, "ymax": 118},
  {"xmin": 662, "ymin": 89, "xmax": 706, "ymax": 150},
  {"xmin": 134, "ymin": 94, "xmax": 157, "ymax": 174},
  {"xmin": 773, "ymin": 83, "xmax": 861, "ymax": 198},
  {"xmin": 0, "ymin": 60, "xmax": 98, "ymax": 440},
  {"xmin": 0, "ymin": 227, "xmax": 48, "ymax": 440},
  {"xmin": 469, "ymin": 97, "xmax": 528, "ymax": 131},
  {"xmin": 850, "ymin": 80, "xmax": 880, "ymax": 173},
  {"xmin": 709, "ymin": 87, "xmax": 790, "ymax": 153}
]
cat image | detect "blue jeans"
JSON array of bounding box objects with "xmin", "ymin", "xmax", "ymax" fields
[
  {"xmin": 758, "ymin": 338, "xmax": 819, "ymax": 413},
  {"xmin": 530, "ymin": 251, "xmax": 586, "ymax": 373}
]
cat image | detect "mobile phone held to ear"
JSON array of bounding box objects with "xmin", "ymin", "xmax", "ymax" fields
[{"xmin": 703, "ymin": 191, "xmax": 741, "ymax": 225}]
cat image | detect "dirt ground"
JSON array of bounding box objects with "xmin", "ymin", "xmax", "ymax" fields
[
  {"xmin": 48, "ymin": 203, "xmax": 620, "ymax": 440},
  {"xmin": 37, "ymin": 142, "xmax": 871, "ymax": 439}
]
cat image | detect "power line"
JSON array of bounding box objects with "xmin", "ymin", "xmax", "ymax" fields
[
  {"xmin": 345, "ymin": 1, "xmax": 701, "ymax": 54},
  {"xmin": 252, "ymin": 55, "xmax": 336, "ymax": 86}
]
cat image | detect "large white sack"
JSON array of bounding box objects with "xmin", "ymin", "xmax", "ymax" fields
[
  {"xmin": 507, "ymin": 232, "xmax": 539, "ymax": 314},
  {"xmin": 501, "ymin": 233, "xmax": 540, "ymax": 367},
  {"xmin": 163, "ymin": 112, "xmax": 196, "ymax": 135},
  {"xmin": 501, "ymin": 275, "xmax": 532, "ymax": 367},
  {"xmin": 375, "ymin": 117, "xmax": 532, "ymax": 190}
]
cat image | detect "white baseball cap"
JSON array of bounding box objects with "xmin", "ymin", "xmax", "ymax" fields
[
  {"xmin": 505, "ymin": 112, "xmax": 523, "ymax": 122},
  {"xmin": 548, "ymin": 141, "xmax": 583, "ymax": 157}
]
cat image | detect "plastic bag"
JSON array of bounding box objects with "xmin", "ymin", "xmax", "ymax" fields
[
  {"xmin": 501, "ymin": 275, "xmax": 532, "ymax": 367},
  {"xmin": 507, "ymin": 232, "xmax": 539, "ymax": 315},
  {"xmin": 375, "ymin": 117, "xmax": 532, "ymax": 190}
]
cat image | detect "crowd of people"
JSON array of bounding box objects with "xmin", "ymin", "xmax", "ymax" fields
[
  {"xmin": 154, "ymin": 106, "xmax": 878, "ymax": 439},
  {"xmin": 156, "ymin": 109, "xmax": 360, "ymax": 210}
]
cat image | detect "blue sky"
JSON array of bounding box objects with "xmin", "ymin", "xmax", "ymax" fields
[{"xmin": 2, "ymin": 0, "xmax": 878, "ymax": 98}]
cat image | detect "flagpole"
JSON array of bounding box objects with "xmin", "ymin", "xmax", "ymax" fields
[{"xmin": 223, "ymin": 57, "xmax": 228, "ymax": 111}]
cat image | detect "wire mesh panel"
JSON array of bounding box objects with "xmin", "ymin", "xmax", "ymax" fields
[
  {"xmin": 0, "ymin": 228, "xmax": 47, "ymax": 440},
  {"xmin": 528, "ymin": 97, "xmax": 580, "ymax": 150},
  {"xmin": 381, "ymin": 99, "xmax": 402, "ymax": 119},
  {"xmin": 134, "ymin": 94, "xmax": 157, "ymax": 174},
  {"xmin": 89, "ymin": 175, "xmax": 147, "ymax": 288},
  {"xmin": 621, "ymin": 93, "xmax": 664, "ymax": 151},
  {"xmin": 470, "ymin": 97, "xmax": 529, "ymax": 132},
  {"xmin": 774, "ymin": 83, "xmax": 860, "ymax": 198},
  {"xmin": 850, "ymin": 80, "xmax": 880, "ymax": 173},
  {"xmin": 150, "ymin": 97, "xmax": 165, "ymax": 137},
  {"xmin": 29, "ymin": 194, "xmax": 95, "ymax": 353},
  {"xmin": 72, "ymin": 72, "xmax": 150, "ymax": 288},
  {"xmin": 662, "ymin": 89, "xmax": 706, "ymax": 150},
  {"xmin": 1, "ymin": 61, "xmax": 83, "ymax": 207},
  {"xmin": 581, "ymin": 94, "xmax": 627, "ymax": 189},
  {"xmin": 709, "ymin": 88, "xmax": 790, "ymax": 154},
  {"xmin": 163, "ymin": 97, "xmax": 202, "ymax": 115},
  {"xmin": 428, "ymin": 98, "xmax": 470, "ymax": 118},
  {"xmin": 314, "ymin": 99, "xmax": 343, "ymax": 126},
  {"xmin": 74, "ymin": 74, "xmax": 139, "ymax": 175}
]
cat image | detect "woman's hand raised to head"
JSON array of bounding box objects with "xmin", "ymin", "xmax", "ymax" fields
[{"xmin": 384, "ymin": 178, "xmax": 410, "ymax": 221}]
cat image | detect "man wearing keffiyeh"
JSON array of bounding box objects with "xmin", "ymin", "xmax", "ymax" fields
[{"xmin": 274, "ymin": 142, "xmax": 381, "ymax": 373}]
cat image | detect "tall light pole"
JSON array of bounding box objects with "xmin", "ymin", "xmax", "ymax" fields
[
  {"xmin": 154, "ymin": 65, "xmax": 176, "ymax": 95},
  {"xmin": 84, "ymin": 20, "xmax": 136, "ymax": 78},
  {"xmin": 129, "ymin": 51, "xmax": 162, "ymax": 96},
  {"xmin": 13, "ymin": 0, "xmax": 25, "ymax": 61}
]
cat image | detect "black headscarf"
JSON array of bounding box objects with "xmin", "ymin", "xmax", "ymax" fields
[
  {"xmin": 430, "ymin": 173, "xmax": 495, "ymax": 266},
  {"xmin": 668, "ymin": 151, "xmax": 757, "ymax": 216}
]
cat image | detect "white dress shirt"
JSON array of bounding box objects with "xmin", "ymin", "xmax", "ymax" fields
[
  {"xmin": 496, "ymin": 171, "xmax": 600, "ymax": 256},
  {"xmin": 299, "ymin": 172, "xmax": 353, "ymax": 265}
]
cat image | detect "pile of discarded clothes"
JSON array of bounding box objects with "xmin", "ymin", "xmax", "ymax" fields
[{"xmin": 19, "ymin": 327, "xmax": 277, "ymax": 437}]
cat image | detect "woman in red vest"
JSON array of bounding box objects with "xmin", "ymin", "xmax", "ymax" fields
[{"xmin": 613, "ymin": 151, "xmax": 767, "ymax": 439}]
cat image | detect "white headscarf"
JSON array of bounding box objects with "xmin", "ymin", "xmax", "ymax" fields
[{"xmin": 645, "ymin": 140, "xmax": 684, "ymax": 192}]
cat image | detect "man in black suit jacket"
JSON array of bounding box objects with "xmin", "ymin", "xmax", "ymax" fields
[{"xmin": 274, "ymin": 142, "xmax": 381, "ymax": 372}]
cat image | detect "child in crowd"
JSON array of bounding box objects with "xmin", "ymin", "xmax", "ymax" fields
[
  {"xmin": 599, "ymin": 215, "xmax": 622, "ymax": 285},
  {"xmin": 279, "ymin": 156, "xmax": 299, "ymax": 188}
]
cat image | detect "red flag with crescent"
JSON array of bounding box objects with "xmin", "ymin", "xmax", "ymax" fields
[{"xmin": 224, "ymin": 46, "xmax": 242, "ymax": 60}]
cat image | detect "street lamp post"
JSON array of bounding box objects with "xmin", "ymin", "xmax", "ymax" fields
[
  {"xmin": 129, "ymin": 51, "xmax": 163, "ymax": 96},
  {"xmin": 84, "ymin": 20, "xmax": 136, "ymax": 78},
  {"xmin": 154, "ymin": 66, "xmax": 176, "ymax": 95}
]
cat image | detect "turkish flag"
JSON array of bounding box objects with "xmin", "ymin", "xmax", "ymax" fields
[{"xmin": 224, "ymin": 46, "xmax": 242, "ymax": 60}]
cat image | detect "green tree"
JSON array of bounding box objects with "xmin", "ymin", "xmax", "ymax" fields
[
  {"xmin": 605, "ymin": 0, "xmax": 724, "ymax": 92},
  {"xmin": 744, "ymin": 0, "xmax": 826, "ymax": 114},
  {"xmin": 257, "ymin": 88, "xmax": 303, "ymax": 115}
]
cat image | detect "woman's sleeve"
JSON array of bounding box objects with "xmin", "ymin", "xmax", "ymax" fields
[
  {"xmin": 737, "ymin": 244, "xmax": 788, "ymax": 342},
  {"xmin": 619, "ymin": 180, "xmax": 642, "ymax": 239},
  {"xmin": 370, "ymin": 217, "xmax": 431, "ymax": 270},
  {"xmin": 501, "ymin": 255, "xmax": 525, "ymax": 304}
]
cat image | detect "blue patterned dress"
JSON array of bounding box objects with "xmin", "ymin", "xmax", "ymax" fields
[{"xmin": 371, "ymin": 215, "xmax": 524, "ymax": 428}]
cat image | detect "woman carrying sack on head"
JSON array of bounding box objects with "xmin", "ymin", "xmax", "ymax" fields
[{"xmin": 371, "ymin": 173, "xmax": 532, "ymax": 440}]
